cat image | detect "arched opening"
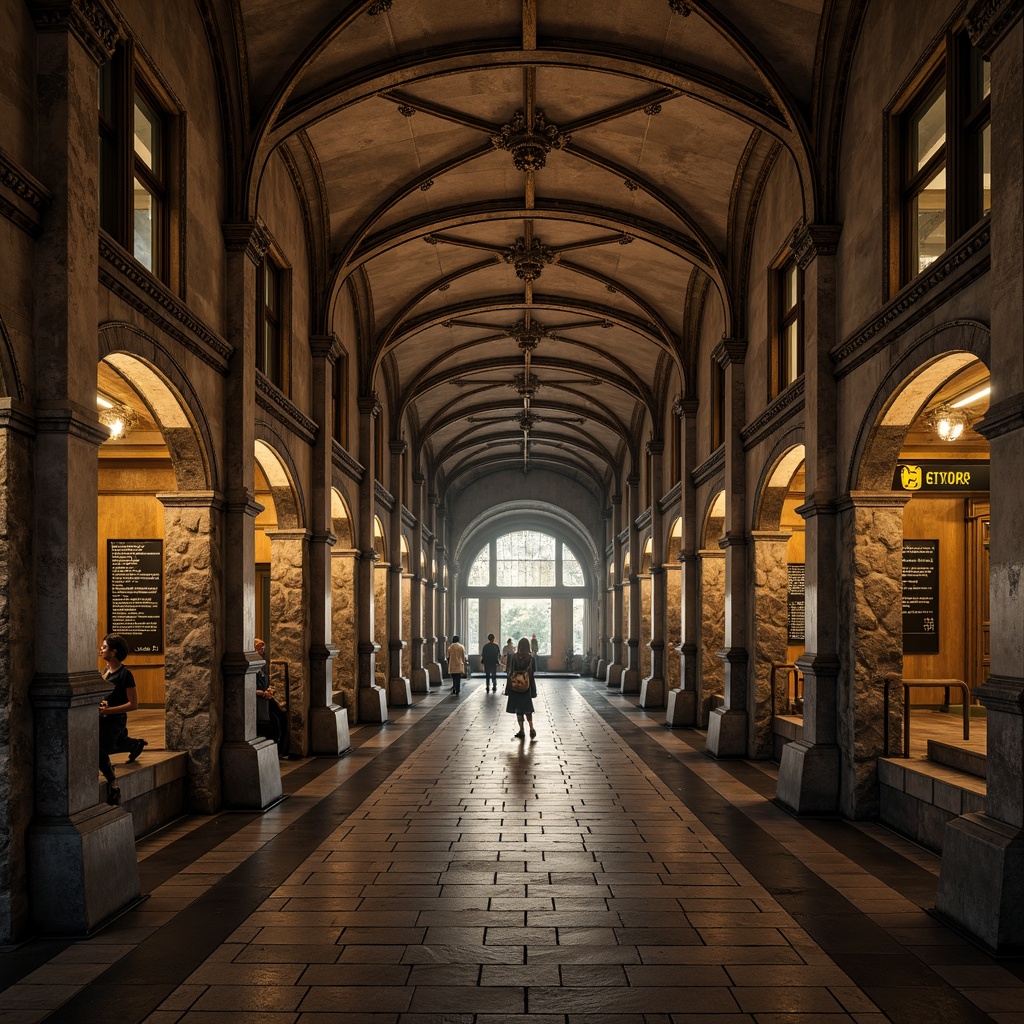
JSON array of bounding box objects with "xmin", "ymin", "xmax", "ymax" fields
[
  {"xmin": 254, "ymin": 439, "xmax": 308, "ymax": 756},
  {"xmin": 699, "ymin": 490, "xmax": 726, "ymax": 726}
]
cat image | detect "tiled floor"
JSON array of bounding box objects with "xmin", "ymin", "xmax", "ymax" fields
[{"xmin": 3, "ymin": 679, "xmax": 1022, "ymax": 1023}]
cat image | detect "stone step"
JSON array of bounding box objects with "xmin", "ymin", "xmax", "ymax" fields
[
  {"xmin": 97, "ymin": 749, "xmax": 189, "ymax": 839},
  {"xmin": 927, "ymin": 739, "xmax": 987, "ymax": 779}
]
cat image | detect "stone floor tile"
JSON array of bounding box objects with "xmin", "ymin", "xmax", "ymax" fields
[
  {"xmin": 406, "ymin": 985, "xmax": 525, "ymax": 1013},
  {"xmin": 191, "ymin": 984, "xmax": 306, "ymax": 1011}
]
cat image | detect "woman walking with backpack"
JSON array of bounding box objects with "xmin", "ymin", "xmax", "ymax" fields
[{"xmin": 505, "ymin": 636, "xmax": 538, "ymax": 739}]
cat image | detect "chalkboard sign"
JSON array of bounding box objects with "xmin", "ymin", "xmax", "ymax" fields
[
  {"xmin": 787, "ymin": 562, "xmax": 805, "ymax": 644},
  {"xmin": 108, "ymin": 539, "xmax": 164, "ymax": 655},
  {"xmin": 902, "ymin": 539, "xmax": 939, "ymax": 655}
]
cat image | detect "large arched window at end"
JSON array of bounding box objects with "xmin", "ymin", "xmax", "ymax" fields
[
  {"xmin": 468, "ymin": 547, "xmax": 489, "ymax": 586},
  {"xmin": 496, "ymin": 531, "xmax": 555, "ymax": 586}
]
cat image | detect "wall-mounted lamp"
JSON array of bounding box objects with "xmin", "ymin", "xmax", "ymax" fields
[
  {"xmin": 927, "ymin": 402, "xmax": 972, "ymax": 442},
  {"xmin": 97, "ymin": 394, "xmax": 138, "ymax": 440}
]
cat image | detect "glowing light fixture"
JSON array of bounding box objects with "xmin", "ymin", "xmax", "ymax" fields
[
  {"xmin": 97, "ymin": 394, "xmax": 138, "ymax": 440},
  {"xmin": 927, "ymin": 402, "xmax": 971, "ymax": 442},
  {"xmin": 952, "ymin": 386, "xmax": 991, "ymax": 408}
]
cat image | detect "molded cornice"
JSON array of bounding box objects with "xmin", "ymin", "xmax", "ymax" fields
[
  {"xmin": 0, "ymin": 147, "xmax": 51, "ymax": 237},
  {"xmin": 693, "ymin": 445, "xmax": 725, "ymax": 487},
  {"xmin": 741, "ymin": 379, "xmax": 804, "ymax": 451},
  {"xmin": 332, "ymin": 439, "xmax": 365, "ymax": 482},
  {"xmin": 255, "ymin": 373, "xmax": 317, "ymax": 444},
  {"xmin": 31, "ymin": 0, "xmax": 119, "ymax": 64},
  {"xmin": 99, "ymin": 235, "xmax": 232, "ymax": 372},
  {"xmin": 967, "ymin": 0, "xmax": 1024, "ymax": 55}
]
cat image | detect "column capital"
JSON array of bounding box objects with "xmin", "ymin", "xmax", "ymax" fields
[
  {"xmin": 712, "ymin": 337, "xmax": 747, "ymax": 367},
  {"xmin": 413, "ymin": 472, "xmax": 426, "ymax": 486},
  {"xmin": 309, "ymin": 333, "xmax": 341, "ymax": 362},
  {"xmin": 156, "ymin": 491, "xmax": 226, "ymax": 512},
  {"xmin": 672, "ymin": 394, "xmax": 699, "ymax": 417},
  {"xmin": 646, "ymin": 439, "xmax": 664, "ymax": 456},
  {"xmin": 390, "ymin": 439, "xmax": 408, "ymax": 457},
  {"xmin": 837, "ymin": 491, "xmax": 911, "ymax": 512},
  {"xmin": 976, "ymin": 392, "xmax": 1024, "ymax": 441},
  {"xmin": 222, "ymin": 220, "xmax": 270, "ymax": 265},
  {"xmin": 31, "ymin": 0, "xmax": 120, "ymax": 64},
  {"xmin": 610, "ymin": 493, "xmax": 622, "ymax": 506},
  {"xmin": 967, "ymin": 0, "xmax": 1024, "ymax": 55},
  {"xmin": 358, "ymin": 391, "xmax": 382, "ymax": 417},
  {"xmin": 791, "ymin": 221, "xmax": 842, "ymax": 269}
]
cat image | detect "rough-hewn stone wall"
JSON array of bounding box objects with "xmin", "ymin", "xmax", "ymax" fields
[{"xmin": 750, "ymin": 534, "xmax": 791, "ymax": 759}]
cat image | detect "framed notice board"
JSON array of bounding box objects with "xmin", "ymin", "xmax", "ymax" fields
[
  {"xmin": 787, "ymin": 563, "xmax": 806, "ymax": 644},
  {"xmin": 107, "ymin": 539, "xmax": 164, "ymax": 655},
  {"xmin": 902, "ymin": 539, "xmax": 939, "ymax": 655}
]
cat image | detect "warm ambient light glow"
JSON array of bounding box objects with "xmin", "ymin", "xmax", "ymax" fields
[
  {"xmin": 927, "ymin": 402, "xmax": 971, "ymax": 442},
  {"xmin": 952, "ymin": 386, "xmax": 991, "ymax": 408},
  {"xmin": 96, "ymin": 394, "xmax": 138, "ymax": 440}
]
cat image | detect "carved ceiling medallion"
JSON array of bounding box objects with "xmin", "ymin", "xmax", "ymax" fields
[
  {"xmin": 491, "ymin": 109, "xmax": 571, "ymax": 173},
  {"xmin": 502, "ymin": 236, "xmax": 556, "ymax": 282}
]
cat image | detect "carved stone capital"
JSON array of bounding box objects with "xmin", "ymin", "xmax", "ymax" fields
[
  {"xmin": 358, "ymin": 392, "xmax": 382, "ymax": 417},
  {"xmin": 713, "ymin": 337, "xmax": 747, "ymax": 367},
  {"xmin": 222, "ymin": 221, "xmax": 270, "ymax": 265},
  {"xmin": 390, "ymin": 439, "xmax": 407, "ymax": 457},
  {"xmin": 967, "ymin": 0, "xmax": 1024, "ymax": 55},
  {"xmin": 31, "ymin": 0, "xmax": 119, "ymax": 64},
  {"xmin": 791, "ymin": 221, "xmax": 842, "ymax": 269},
  {"xmin": 646, "ymin": 439, "xmax": 664, "ymax": 457},
  {"xmin": 975, "ymin": 392, "xmax": 1024, "ymax": 441},
  {"xmin": 310, "ymin": 333, "xmax": 341, "ymax": 362}
]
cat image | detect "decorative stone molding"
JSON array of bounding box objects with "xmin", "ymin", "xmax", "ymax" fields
[
  {"xmin": 99, "ymin": 236, "xmax": 232, "ymax": 372},
  {"xmin": 973, "ymin": 673, "xmax": 1024, "ymax": 714},
  {"xmin": 309, "ymin": 333, "xmax": 341, "ymax": 362},
  {"xmin": 713, "ymin": 337, "xmax": 747, "ymax": 366},
  {"xmin": 389, "ymin": 439, "xmax": 407, "ymax": 457},
  {"xmin": 0, "ymin": 399, "xmax": 36, "ymax": 439},
  {"xmin": 31, "ymin": 0, "xmax": 119, "ymax": 64},
  {"xmin": 375, "ymin": 480, "xmax": 395, "ymax": 511},
  {"xmin": 791, "ymin": 221, "xmax": 842, "ymax": 269},
  {"xmin": 367, "ymin": 0, "xmax": 393, "ymax": 15},
  {"xmin": 0, "ymin": 147, "xmax": 51, "ymax": 237},
  {"xmin": 491, "ymin": 110, "xmax": 571, "ymax": 173},
  {"xmin": 255, "ymin": 373, "xmax": 317, "ymax": 444},
  {"xmin": 222, "ymin": 221, "xmax": 270, "ymax": 265},
  {"xmin": 331, "ymin": 440, "xmax": 365, "ymax": 482},
  {"xmin": 974, "ymin": 392, "xmax": 1024, "ymax": 441},
  {"xmin": 34, "ymin": 403, "xmax": 109, "ymax": 446},
  {"xmin": 693, "ymin": 446, "xmax": 725, "ymax": 487},
  {"xmin": 831, "ymin": 219, "xmax": 990, "ymax": 374},
  {"xmin": 501, "ymin": 236, "xmax": 557, "ymax": 282},
  {"xmin": 966, "ymin": 0, "xmax": 1024, "ymax": 55},
  {"xmin": 658, "ymin": 481, "xmax": 681, "ymax": 515},
  {"xmin": 646, "ymin": 439, "xmax": 664, "ymax": 456},
  {"xmin": 402, "ymin": 505, "xmax": 416, "ymax": 529},
  {"xmin": 358, "ymin": 392, "xmax": 382, "ymax": 417},
  {"xmin": 673, "ymin": 395, "xmax": 698, "ymax": 417},
  {"xmin": 741, "ymin": 378, "xmax": 804, "ymax": 450}
]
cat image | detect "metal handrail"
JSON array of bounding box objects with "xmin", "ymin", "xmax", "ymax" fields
[
  {"xmin": 882, "ymin": 678, "xmax": 972, "ymax": 757},
  {"xmin": 770, "ymin": 662, "xmax": 803, "ymax": 720}
]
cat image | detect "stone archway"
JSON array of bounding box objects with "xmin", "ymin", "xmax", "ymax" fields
[
  {"xmin": 841, "ymin": 339, "xmax": 990, "ymax": 818},
  {"xmin": 750, "ymin": 445, "xmax": 806, "ymax": 758},
  {"xmin": 699, "ymin": 490, "xmax": 726, "ymax": 726},
  {"xmin": 97, "ymin": 348, "xmax": 221, "ymax": 810},
  {"xmin": 254, "ymin": 438, "xmax": 309, "ymax": 756},
  {"xmin": 330, "ymin": 487, "xmax": 358, "ymax": 715}
]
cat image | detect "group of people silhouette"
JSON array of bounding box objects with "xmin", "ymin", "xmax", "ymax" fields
[{"xmin": 448, "ymin": 632, "xmax": 539, "ymax": 738}]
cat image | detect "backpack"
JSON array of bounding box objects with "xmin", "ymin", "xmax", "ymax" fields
[{"xmin": 509, "ymin": 660, "xmax": 531, "ymax": 692}]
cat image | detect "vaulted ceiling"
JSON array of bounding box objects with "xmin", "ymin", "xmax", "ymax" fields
[{"xmin": 227, "ymin": 0, "xmax": 841, "ymax": 495}]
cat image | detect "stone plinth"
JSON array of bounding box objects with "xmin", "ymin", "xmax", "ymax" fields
[
  {"xmin": 221, "ymin": 737, "xmax": 282, "ymax": 809},
  {"xmin": 359, "ymin": 684, "xmax": 388, "ymax": 722},
  {"xmin": 638, "ymin": 675, "xmax": 664, "ymax": 708},
  {"xmin": 666, "ymin": 686, "xmax": 696, "ymax": 726},
  {"xmin": 311, "ymin": 704, "xmax": 351, "ymax": 756}
]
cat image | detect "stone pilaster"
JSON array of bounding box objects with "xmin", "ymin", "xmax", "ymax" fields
[
  {"xmin": 707, "ymin": 339, "xmax": 749, "ymax": 757},
  {"xmin": 622, "ymin": 473, "xmax": 642, "ymax": 693},
  {"xmin": 606, "ymin": 492, "xmax": 625, "ymax": 686},
  {"xmin": 777, "ymin": 222, "xmax": 843, "ymax": 812},
  {"xmin": 356, "ymin": 394, "xmax": 385, "ymax": 722},
  {"xmin": 640, "ymin": 440, "xmax": 666, "ymax": 708},
  {"xmin": 0, "ymin": 406, "xmax": 35, "ymax": 941},
  {"xmin": 936, "ymin": 0, "xmax": 1024, "ymax": 952},
  {"xmin": 668, "ymin": 398, "xmax": 699, "ymax": 726},
  {"xmin": 308, "ymin": 335, "xmax": 348, "ymax": 755},
  {"xmin": 158, "ymin": 493, "xmax": 224, "ymax": 811},
  {"xmin": 409, "ymin": 473, "xmax": 428, "ymax": 691},
  {"xmin": 699, "ymin": 550, "xmax": 726, "ymax": 725},
  {"xmin": 220, "ymin": 221, "xmax": 281, "ymax": 807},
  {"xmin": 749, "ymin": 532, "xmax": 791, "ymax": 758},
  {"xmin": 424, "ymin": 491, "xmax": 442, "ymax": 683},
  {"xmin": 835, "ymin": 493, "xmax": 908, "ymax": 818},
  {"xmin": 26, "ymin": 3, "xmax": 140, "ymax": 936},
  {"xmin": 387, "ymin": 440, "xmax": 411, "ymax": 705}
]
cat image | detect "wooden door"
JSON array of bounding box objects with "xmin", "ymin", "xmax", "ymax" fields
[{"xmin": 965, "ymin": 500, "xmax": 990, "ymax": 690}]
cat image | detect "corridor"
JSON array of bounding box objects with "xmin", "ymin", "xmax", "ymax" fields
[{"xmin": 2, "ymin": 679, "xmax": 1020, "ymax": 1024}]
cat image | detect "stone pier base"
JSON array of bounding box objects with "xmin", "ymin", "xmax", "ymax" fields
[
  {"xmin": 596, "ymin": 659, "xmax": 607, "ymax": 679},
  {"xmin": 388, "ymin": 676, "xmax": 413, "ymax": 706},
  {"xmin": 220, "ymin": 738, "xmax": 282, "ymax": 809},
  {"xmin": 621, "ymin": 668, "xmax": 640, "ymax": 694},
  {"xmin": 426, "ymin": 662, "xmax": 443, "ymax": 684},
  {"xmin": 776, "ymin": 739, "xmax": 840, "ymax": 814},
  {"xmin": 935, "ymin": 813, "xmax": 1024, "ymax": 953},
  {"xmin": 706, "ymin": 708, "xmax": 748, "ymax": 758},
  {"xmin": 28, "ymin": 805, "xmax": 139, "ymax": 935},
  {"xmin": 605, "ymin": 663, "xmax": 624, "ymax": 687},
  {"xmin": 310, "ymin": 705, "xmax": 351, "ymax": 755},
  {"xmin": 359, "ymin": 684, "xmax": 388, "ymax": 722},
  {"xmin": 410, "ymin": 668, "xmax": 429, "ymax": 692},
  {"xmin": 638, "ymin": 675, "xmax": 664, "ymax": 708},
  {"xmin": 665, "ymin": 687, "xmax": 696, "ymax": 726}
]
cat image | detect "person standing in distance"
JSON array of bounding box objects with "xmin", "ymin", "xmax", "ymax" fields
[
  {"xmin": 447, "ymin": 634, "xmax": 467, "ymax": 696},
  {"xmin": 480, "ymin": 633, "xmax": 502, "ymax": 693},
  {"xmin": 530, "ymin": 633, "xmax": 539, "ymax": 657}
]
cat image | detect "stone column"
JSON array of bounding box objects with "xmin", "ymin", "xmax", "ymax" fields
[
  {"xmin": 606, "ymin": 492, "xmax": 625, "ymax": 686},
  {"xmin": 436, "ymin": 505, "xmax": 449, "ymax": 667},
  {"xmin": 595, "ymin": 507, "xmax": 611, "ymax": 679},
  {"xmin": 219, "ymin": 222, "xmax": 281, "ymax": 808},
  {"xmin": 0, "ymin": 407, "xmax": 34, "ymax": 941},
  {"xmin": 707, "ymin": 340, "xmax": 749, "ymax": 757},
  {"xmin": 25, "ymin": 3, "xmax": 140, "ymax": 936},
  {"xmin": 387, "ymin": 440, "xmax": 412, "ymax": 705},
  {"xmin": 699, "ymin": 551, "xmax": 727, "ymax": 725},
  {"xmin": 409, "ymin": 472, "xmax": 428, "ymax": 691},
  {"xmin": 641, "ymin": 441, "xmax": 666, "ymax": 707},
  {"xmin": 308, "ymin": 336, "xmax": 348, "ymax": 754},
  {"xmin": 424, "ymin": 491, "xmax": 442, "ymax": 683},
  {"xmin": 936, "ymin": 0, "xmax": 1024, "ymax": 952},
  {"xmin": 836, "ymin": 493, "xmax": 908, "ymax": 817},
  {"xmin": 668, "ymin": 399, "xmax": 699, "ymax": 726},
  {"xmin": 266, "ymin": 529, "xmax": 311, "ymax": 754},
  {"xmin": 622, "ymin": 473, "xmax": 642, "ymax": 693},
  {"xmin": 749, "ymin": 532, "xmax": 791, "ymax": 759},
  {"xmin": 778, "ymin": 223, "xmax": 843, "ymax": 812},
  {"xmin": 330, "ymin": 543, "xmax": 358, "ymax": 713},
  {"xmin": 159, "ymin": 494, "xmax": 224, "ymax": 811},
  {"xmin": 356, "ymin": 394, "xmax": 386, "ymax": 722}
]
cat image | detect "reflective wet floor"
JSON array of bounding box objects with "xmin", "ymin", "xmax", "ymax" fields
[{"xmin": 3, "ymin": 679, "xmax": 1021, "ymax": 1023}]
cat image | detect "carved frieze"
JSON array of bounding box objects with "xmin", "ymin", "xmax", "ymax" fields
[
  {"xmin": 0, "ymin": 148, "xmax": 52, "ymax": 237},
  {"xmin": 31, "ymin": 0, "xmax": 120, "ymax": 64},
  {"xmin": 255, "ymin": 372, "xmax": 318, "ymax": 445},
  {"xmin": 741, "ymin": 379, "xmax": 805, "ymax": 451},
  {"xmin": 966, "ymin": 0, "xmax": 1024, "ymax": 54}
]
